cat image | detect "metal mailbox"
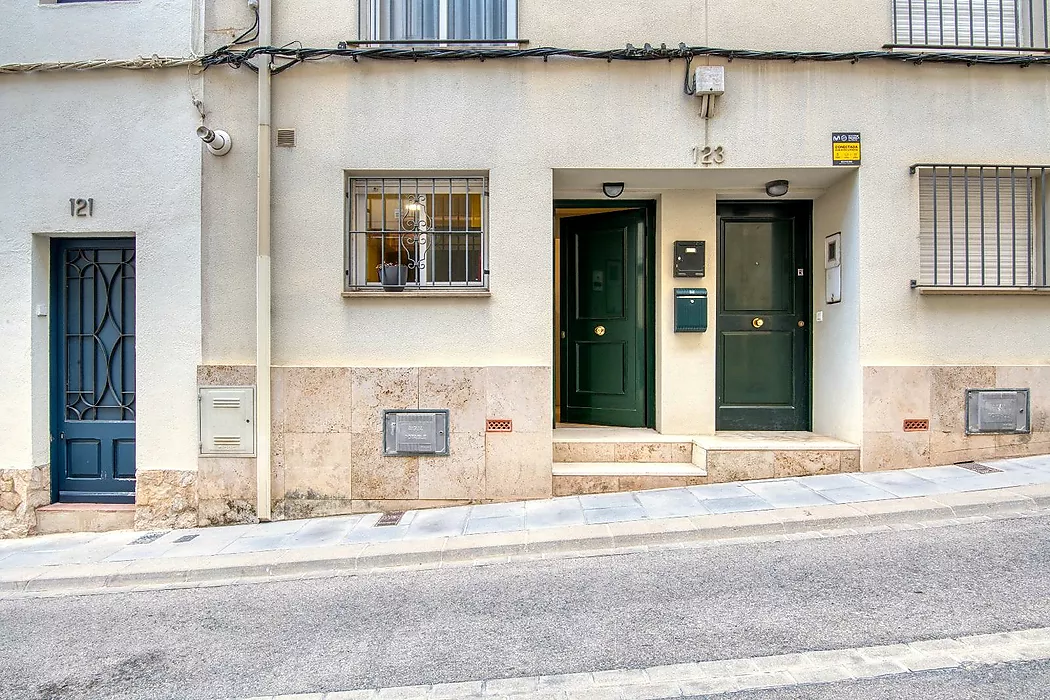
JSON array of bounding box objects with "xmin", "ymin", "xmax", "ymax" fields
[{"xmin": 674, "ymin": 288, "xmax": 708, "ymax": 333}]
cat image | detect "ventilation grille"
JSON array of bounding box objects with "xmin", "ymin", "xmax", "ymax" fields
[
  {"xmin": 486, "ymin": 419, "xmax": 513, "ymax": 433},
  {"xmin": 212, "ymin": 436, "xmax": 242, "ymax": 447},
  {"xmin": 276, "ymin": 128, "xmax": 296, "ymax": 147},
  {"xmin": 902, "ymin": 418, "xmax": 929, "ymax": 432},
  {"xmin": 212, "ymin": 398, "xmax": 241, "ymax": 409}
]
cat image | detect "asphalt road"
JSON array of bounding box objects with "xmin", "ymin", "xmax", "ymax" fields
[{"xmin": 3, "ymin": 515, "xmax": 1050, "ymax": 699}]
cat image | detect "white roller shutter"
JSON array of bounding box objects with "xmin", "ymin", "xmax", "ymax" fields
[{"xmin": 894, "ymin": 0, "xmax": 1020, "ymax": 47}]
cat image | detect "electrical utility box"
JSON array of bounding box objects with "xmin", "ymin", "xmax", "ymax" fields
[
  {"xmin": 674, "ymin": 288, "xmax": 708, "ymax": 332},
  {"xmin": 674, "ymin": 241, "xmax": 706, "ymax": 277},
  {"xmin": 694, "ymin": 66, "xmax": 725, "ymax": 95}
]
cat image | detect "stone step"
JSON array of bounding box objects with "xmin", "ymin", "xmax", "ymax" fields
[
  {"xmin": 553, "ymin": 462, "xmax": 707, "ymax": 496},
  {"xmin": 35, "ymin": 503, "xmax": 135, "ymax": 535},
  {"xmin": 553, "ymin": 441, "xmax": 695, "ymax": 464},
  {"xmin": 698, "ymin": 447, "xmax": 861, "ymax": 484}
]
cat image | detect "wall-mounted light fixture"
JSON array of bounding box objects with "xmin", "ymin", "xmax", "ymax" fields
[
  {"xmin": 196, "ymin": 125, "xmax": 232, "ymax": 156},
  {"xmin": 764, "ymin": 180, "xmax": 789, "ymax": 197},
  {"xmin": 602, "ymin": 182, "xmax": 626, "ymax": 198}
]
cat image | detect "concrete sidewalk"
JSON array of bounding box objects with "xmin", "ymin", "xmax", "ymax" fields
[{"xmin": 2, "ymin": 455, "xmax": 1050, "ymax": 596}]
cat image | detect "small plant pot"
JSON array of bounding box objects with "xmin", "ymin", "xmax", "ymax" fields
[{"xmin": 379, "ymin": 264, "xmax": 408, "ymax": 292}]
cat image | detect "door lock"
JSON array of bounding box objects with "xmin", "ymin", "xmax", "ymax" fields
[
  {"xmin": 752, "ymin": 318, "xmax": 764, "ymax": 328},
  {"xmin": 594, "ymin": 325, "xmax": 607, "ymax": 336}
]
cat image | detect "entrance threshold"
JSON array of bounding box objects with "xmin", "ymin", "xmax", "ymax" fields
[{"xmin": 35, "ymin": 503, "xmax": 136, "ymax": 536}]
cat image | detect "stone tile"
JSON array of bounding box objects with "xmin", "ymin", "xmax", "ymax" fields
[
  {"xmin": 134, "ymin": 469, "xmax": 198, "ymax": 530},
  {"xmin": 351, "ymin": 367, "xmax": 419, "ymax": 434},
  {"xmin": 552, "ymin": 442, "xmax": 616, "ymax": 463},
  {"xmin": 280, "ymin": 367, "xmax": 353, "ymax": 433},
  {"xmin": 277, "ymin": 498, "xmax": 356, "ymax": 520},
  {"xmin": 794, "ymin": 473, "xmax": 866, "ymax": 491},
  {"xmin": 197, "ymin": 458, "xmax": 256, "ymax": 501},
  {"xmin": 841, "ymin": 450, "xmax": 860, "ymax": 473},
  {"xmin": 196, "ymin": 364, "xmax": 256, "ymax": 386},
  {"xmin": 618, "ymin": 476, "xmax": 694, "ymax": 492},
  {"xmin": 419, "ymin": 432, "xmax": 485, "ymax": 500},
  {"xmin": 995, "ymin": 431, "xmax": 1050, "ymax": 457},
  {"xmin": 931, "ymin": 365, "xmax": 996, "ymax": 433},
  {"xmin": 852, "ymin": 470, "xmax": 955, "ymax": 497},
  {"xmin": 485, "ymin": 432, "xmax": 552, "ymax": 500},
  {"xmin": 613, "ymin": 443, "xmax": 674, "ymax": 463},
  {"xmin": 929, "ymin": 431, "xmax": 1001, "ymax": 465},
  {"xmin": 350, "ymin": 499, "xmax": 469, "ymax": 514},
  {"xmin": 820, "ymin": 484, "xmax": 898, "ymax": 504},
  {"xmin": 350, "ymin": 432, "xmax": 419, "ymax": 500},
  {"xmin": 469, "ymin": 501, "xmax": 525, "ymax": 519},
  {"xmin": 580, "ymin": 492, "xmax": 639, "ymax": 509},
  {"xmin": 744, "ymin": 481, "xmax": 833, "ymax": 508},
  {"xmin": 286, "ymin": 516, "xmax": 361, "ymax": 546},
  {"xmin": 773, "ymin": 451, "xmax": 842, "ymax": 478},
  {"xmin": 861, "ymin": 431, "xmax": 931, "ymax": 472},
  {"xmin": 524, "ymin": 497, "xmax": 585, "ymax": 528},
  {"xmin": 271, "ymin": 432, "xmax": 286, "ymax": 502},
  {"xmin": 418, "ymin": 367, "xmax": 485, "ymax": 433},
  {"xmin": 485, "ymin": 366, "xmax": 551, "ymax": 433},
  {"xmin": 282, "ymin": 433, "xmax": 353, "ymax": 500},
  {"xmin": 553, "ymin": 476, "xmax": 620, "ymax": 496},
  {"xmin": 406, "ymin": 506, "xmax": 470, "ymax": 539},
  {"xmin": 703, "ymin": 495, "xmax": 775, "ymax": 514},
  {"xmin": 635, "ymin": 488, "xmax": 710, "ymax": 518},
  {"xmin": 583, "ymin": 505, "xmax": 648, "ymax": 524},
  {"xmin": 998, "ymin": 366, "xmax": 1050, "ymax": 432},
  {"xmin": 687, "ymin": 483, "xmax": 754, "ymax": 500},
  {"xmin": 464, "ymin": 514, "xmax": 524, "ymax": 535},
  {"xmin": 863, "ymin": 366, "xmax": 931, "ymax": 432},
  {"xmin": 706, "ymin": 451, "xmax": 775, "ymax": 483}
]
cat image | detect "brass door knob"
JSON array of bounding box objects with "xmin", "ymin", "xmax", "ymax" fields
[
  {"xmin": 595, "ymin": 325, "xmax": 606, "ymax": 336},
  {"xmin": 752, "ymin": 318, "xmax": 764, "ymax": 328}
]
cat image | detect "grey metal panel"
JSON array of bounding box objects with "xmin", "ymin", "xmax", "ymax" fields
[
  {"xmin": 965, "ymin": 388, "xmax": 1031, "ymax": 434},
  {"xmin": 383, "ymin": 409, "xmax": 450, "ymax": 455}
]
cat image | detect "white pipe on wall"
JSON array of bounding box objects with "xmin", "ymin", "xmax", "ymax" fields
[{"xmin": 256, "ymin": 0, "xmax": 273, "ymax": 521}]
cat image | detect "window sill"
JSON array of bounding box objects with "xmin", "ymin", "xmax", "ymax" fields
[
  {"xmin": 915, "ymin": 286, "xmax": 1050, "ymax": 295},
  {"xmin": 343, "ymin": 289, "xmax": 491, "ymax": 298}
]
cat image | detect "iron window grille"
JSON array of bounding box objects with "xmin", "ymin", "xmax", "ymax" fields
[
  {"xmin": 890, "ymin": 0, "xmax": 1049, "ymax": 51},
  {"xmin": 911, "ymin": 164, "xmax": 1049, "ymax": 288},
  {"xmin": 359, "ymin": 0, "xmax": 517, "ymax": 44},
  {"xmin": 346, "ymin": 175, "xmax": 489, "ymax": 291}
]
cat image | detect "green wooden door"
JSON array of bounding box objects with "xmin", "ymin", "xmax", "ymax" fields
[
  {"xmin": 716, "ymin": 202, "xmax": 811, "ymax": 431},
  {"xmin": 561, "ymin": 210, "xmax": 648, "ymax": 427}
]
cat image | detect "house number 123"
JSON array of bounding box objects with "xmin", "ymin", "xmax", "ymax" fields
[{"xmin": 69, "ymin": 198, "xmax": 94, "ymax": 217}]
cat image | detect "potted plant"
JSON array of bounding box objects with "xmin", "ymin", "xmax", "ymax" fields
[{"xmin": 377, "ymin": 261, "xmax": 408, "ymax": 292}]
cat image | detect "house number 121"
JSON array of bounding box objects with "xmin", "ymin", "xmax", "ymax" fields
[{"xmin": 69, "ymin": 198, "xmax": 94, "ymax": 217}]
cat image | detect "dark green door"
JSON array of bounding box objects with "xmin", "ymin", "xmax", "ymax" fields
[
  {"xmin": 716, "ymin": 202, "xmax": 811, "ymax": 431},
  {"xmin": 561, "ymin": 210, "xmax": 648, "ymax": 427}
]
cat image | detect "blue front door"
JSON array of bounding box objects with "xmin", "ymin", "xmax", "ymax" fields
[{"xmin": 51, "ymin": 239, "xmax": 136, "ymax": 503}]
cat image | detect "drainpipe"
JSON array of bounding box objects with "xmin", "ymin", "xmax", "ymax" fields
[{"xmin": 255, "ymin": 0, "xmax": 273, "ymax": 521}]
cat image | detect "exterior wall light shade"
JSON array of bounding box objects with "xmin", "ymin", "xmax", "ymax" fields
[
  {"xmin": 602, "ymin": 182, "xmax": 626, "ymax": 198},
  {"xmin": 765, "ymin": 180, "xmax": 790, "ymax": 197}
]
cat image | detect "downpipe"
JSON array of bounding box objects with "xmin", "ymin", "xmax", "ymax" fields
[{"xmin": 256, "ymin": 0, "xmax": 273, "ymax": 521}]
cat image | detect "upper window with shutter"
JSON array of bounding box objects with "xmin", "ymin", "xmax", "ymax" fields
[
  {"xmin": 914, "ymin": 165, "xmax": 1049, "ymax": 289},
  {"xmin": 891, "ymin": 0, "xmax": 1048, "ymax": 50},
  {"xmin": 360, "ymin": 0, "xmax": 517, "ymax": 43}
]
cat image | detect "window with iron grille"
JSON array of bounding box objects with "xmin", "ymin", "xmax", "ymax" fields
[
  {"xmin": 913, "ymin": 165, "xmax": 1049, "ymax": 288},
  {"xmin": 891, "ymin": 0, "xmax": 1049, "ymax": 50},
  {"xmin": 346, "ymin": 175, "xmax": 489, "ymax": 291},
  {"xmin": 360, "ymin": 0, "xmax": 517, "ymax": 43}
]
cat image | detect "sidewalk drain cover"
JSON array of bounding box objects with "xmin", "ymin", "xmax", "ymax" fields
[
  {"xmin": 131, "ymin": 532, "xmax": 165, "ymax": 545},
  {"xmin": 174, "ymin": 534, "xmax": 199, "ymax": 543},
  {"xmin": 955, "ymin": 461, "xmax": 1003, "ymax": 474},
  {"xmin": 375, "ymin": 511, "xmax": 405, "ymax": 527}
]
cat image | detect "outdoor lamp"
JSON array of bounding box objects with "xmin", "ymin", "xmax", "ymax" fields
[
  {"xmin": 602, "ymin": 182, "xmax": 626, "ymax": 198},
  {"xmin": 765, "ymin": 180, "xmax": 790, "ymax": 197}
]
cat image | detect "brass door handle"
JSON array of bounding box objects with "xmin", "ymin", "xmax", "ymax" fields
[
  {"xmin": 594, "ymin": 325, "xmax": 606, "ymax": 336},
  {"xmin": 752, "ymin": 318, "xmax": 764, "ymax": 328}
]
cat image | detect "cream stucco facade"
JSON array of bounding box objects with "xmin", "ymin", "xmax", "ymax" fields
[{"xmin": 2, "ymin": 0, "xmax": 1049, "ymax": 536}]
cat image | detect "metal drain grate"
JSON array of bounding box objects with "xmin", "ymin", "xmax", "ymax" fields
[
  {"xmin": 174, "ymin": 534, "xmax": 199, "ymax": 543},
  {"xmin": 955, "ymin": 461, "xmax": 1003, "ymax": 474},
  {"xmin": 131, "ymin": 532, "xmax": 165, "ymax": 545},
  {"xmin": 375, "ymin": 511, "xmax": 405, "ymax": 527}
]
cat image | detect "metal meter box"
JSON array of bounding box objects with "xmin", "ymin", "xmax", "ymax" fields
[
  {"xmin": 965, "ymin": 389, "xmax": 1030, "ymax": 435},
  {"xmin": 199, "ymin": 386, "xmax": 256, "ymax": 457},
  {"xmin": 383, "ymin": 409, "xmax": 450, "ymax": 456},
  {"xmin": 674, "ymin": 288, "xmax": 708, "ymax": 332},
  {"xmin": 674, "ymin": 241, "xmax": 706, "ymax": 278}
]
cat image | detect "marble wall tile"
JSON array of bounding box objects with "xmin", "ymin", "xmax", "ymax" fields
[
  {"xmin": 282, "ymin": 367, "xmax": 353, "ymax": 433},
  {"xmin": 485, "ymin": 432, "xmax": 553, "ymax": 500},
  {"xmin": 270, "ymin": 432, "xmax": 286, "ymax": 502},
  {"xmin": 772, "ymin": 451, "xmax": 842, "ymax": 478},
  {"xmin": 618, "ymin": 476, "xmax": 697, "ymax": 491},
  {"xmin": 283, "ymin": 433, "xmax": 353, "ymax": 500},
  {"xmin": 197, "ymin": 458, "xmax": 256, "ymax": 501},
  {"xmin": 419, "ymin": 367, "xmax": 486, "ymax": 434},
  {"xmin": 552, "ymin": 442, "xmax": 616, "ymax": 463},
  {"xmin": 861, "ymin": 431, "xmax": 931, "ymax": 472},
  {"xmin": 862, "ymin": 366, "xmax": 931, "ymax": 432},
  {"xmin": 997, "ymin": 366, "xmax": 1050, "ymax": 432},
  {"xmin": 350, "ymin": 499, "xmax": 473, "ymax": 514},
  {"xmin": 705, "ymin": 451, "xmax": 775, "ymax": 483},
  {"xmin": 350, "ymin": 432, "xmax": 419, "ymax": 500},
  {"xmin": 929, "ymin": 430, "xmax": 998, "ymax": 465},
  {"xmin": 485, "ymin": 366, "xmax": 552, "ymax": 433},
  {"xmin": 613, "ymin": 443, "xmax": 677, "ymax": 463},
  {"xmin": 351, "ymin": 367, "xmax": 419, "ymax": 433},
  {"xmin": 278, "ymin": 498, "xmax": 355, "ymax": 520},
  {"xmin": 553, "ymin": 476, "xmax": 620, "ymax": 496},
  {"xmin": 840, "ymin": 451, "xmax": 860, "ymax": 474},
  {"xmin": 995, "ymin": 431, "xmax": 1050, "ymax": 457},
  {"xmin": 197, "ymin": 365, "xmax": 256, "ymax": 387},
  {"xmin": 931, "ymin": 366, "xmax": 996, "ymax": 433},
  {"xmin": 419, "ymin": 432, "xmax": 486, "ymax": 500}
]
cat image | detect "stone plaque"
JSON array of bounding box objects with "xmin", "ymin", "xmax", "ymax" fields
[
  {"xmin": 965, "ymin": 389, "xmax": 1030, "ymax": 435},
  {"xmin": 383, "ymin": 409, "xmax": 450, "ymax": 456}
]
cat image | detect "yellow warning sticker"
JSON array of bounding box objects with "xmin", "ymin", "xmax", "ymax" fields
[{"xmin": 832, "ymin": 133, "xmax": 861, "ymax": 165}]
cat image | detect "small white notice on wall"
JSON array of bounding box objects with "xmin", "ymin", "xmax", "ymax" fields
[{"xmin": 825, "ymin": 232, "xmax": 842, "ymax": 304}]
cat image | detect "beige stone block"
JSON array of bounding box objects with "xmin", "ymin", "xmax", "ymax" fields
[
  {"xmin": 197, "ymin": 458, "xmax": 256, "ymax": 501},
  {"xmin": 619, "ymin": 476, "xmax": 693, "ymax": 491},
  {"xmin": 419, "ymin": 432, "xmax": 485, "ymax": 500},
  {"xmin": 419, "ymin": 367, "xmax": 485, "ymax": 433},
  {"xmin": 613, "ymin": 442, "xmax": 676, "ymax": 463},
  {"xmin": 350, "ymin": 432, "xmax": 418, "ymax": 500},
  {"xmin": 861, "ymin": 432, "xmax": 931, "ymax": 472},
  {"xmin": 351, "ymin": 499, "xmax": 473, "ymax": 514},
  {"xmin": 773, "ymin": 451, "xmax": 842, "ymax": 478},
  {"xmin": 928, "ymin": 431, "xmax": 998, "ymax": 465},
  {"xmin": 706, "ymin": 451, "xmax": 775, "ymax": 483},
  {"xmin": 931, "ymin": 366, "xmax": 996, "ymax": 433},
  {"xmin": 198, "ymin": 498, "xmax": 256, "ymax": 526},
  {"xmin": 553, "ymin": 475, "xmax": 620, "ymax": 496},
  {"xmin": 997, "ymin": 366, "xmax": 1050, "ymax": 432},
  {"xmin": 485, "ymin": 366, "xmax": 552, "ymax": 433},
  {"xmin": 197, "ymin": 364, "xmax": 256, "ymax": 387},
  {"xmin": 278, "ymin": 498, "xmax": 355, "ymax": 520},
  {"xmin": 284, "ymin": 433, "xmax": 353, "ymax": 500},
  {"xmin": 485, "ymin": 432, "xmax": 553, "ymax": 500},
  {"xmin": 552, "ymin": 442, "xmax": 616, "ymax": 463},
  {"xmin": 271, "ymin": 366, "xmax": 287, "ymax": 433},
  {"xmin": 281, "ymin": 367, "xmax": 353, "ymax": 433},
  {"xmin": 862, "ymin": 366, "xmax": 931, "ymax": 432},
  {"xmin": 271, "ymin": 432, "xmax": 286, "ymax": 501},
  {"xmin": 134, "ymin": 469, "xmax": 198, "ymax": 530},
  {"xmin": 995, "ymin": 431, "xmax": 1050, "ymax": 457},
  {"xmin": 841, "ymin": 451, "xmax": 860, "ymax": 474},
  {"xmin": 351, "ymin": 367, "xmax": 419, "ymax": 433}
]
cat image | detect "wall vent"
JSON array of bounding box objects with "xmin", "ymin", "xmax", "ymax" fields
[
  {"xmin": 276, "ymin": 128, "xmax": 296, "ymax": 147},
  {"xmin": 486, "ymin": 419, "xmax": 513, "ymax": 433},
  {"xmin": 902, "ymin": 418, "xmax": 929, "ymax": 432}
]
